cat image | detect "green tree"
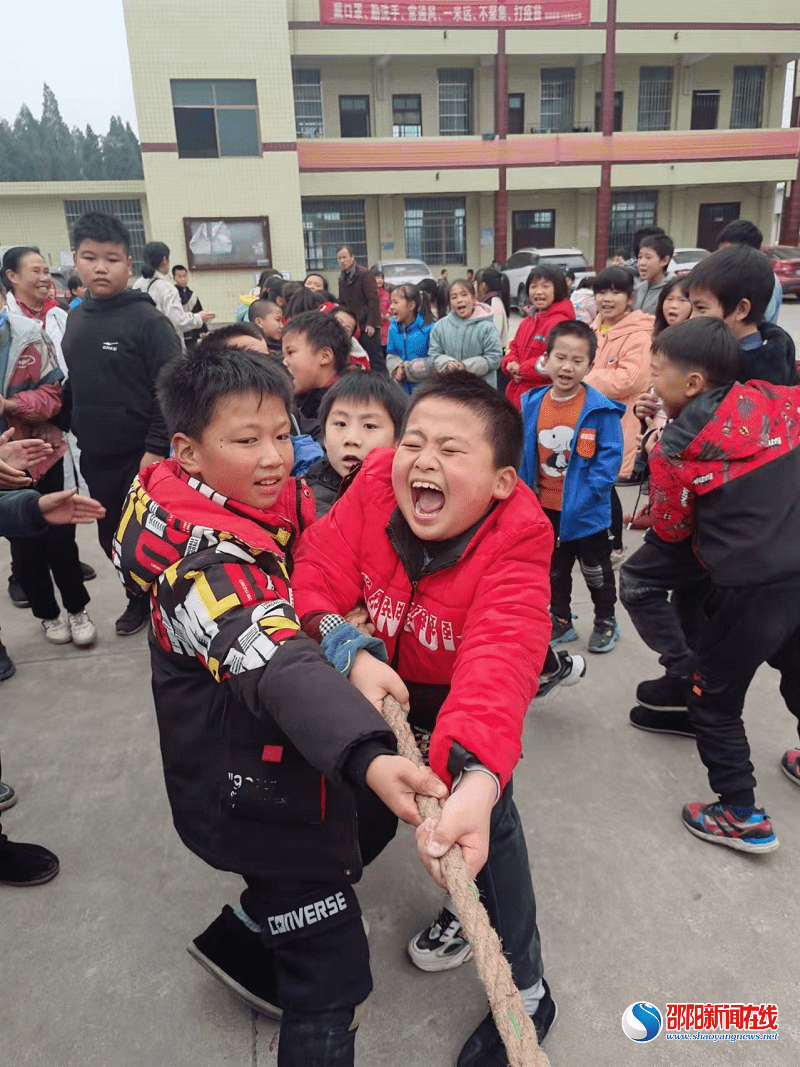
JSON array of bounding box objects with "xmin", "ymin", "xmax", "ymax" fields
[
  {"xmin": 79, "ymin": 124, "xmax": 105, "ymax": 179},
  {"xmin": 0, "ymin": 120, "xmax": 20, "ymax": 181},
  {"xmin": 40, "ymin": 83, "xmax": 79, "ymax": 179},
  {"xmin": 12, "ymin": 104, "xmax": 47, "ymax": 181}
]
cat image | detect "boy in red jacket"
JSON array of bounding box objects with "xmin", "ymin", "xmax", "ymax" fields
[
  {"xmin": 292, "ymin": 371, "xmax": 558, "ymax": 1063},
  {"xmin": 647, "ymin": 316, "xmax": 800, "ymax": 854}
]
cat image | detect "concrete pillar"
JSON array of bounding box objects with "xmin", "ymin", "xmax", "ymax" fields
[{"xmin": 593, "ymin": 0, "xmax": 616, "ymax": 270}]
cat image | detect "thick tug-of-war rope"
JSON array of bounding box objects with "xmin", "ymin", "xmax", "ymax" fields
[{"xmin": 381, "ymin": 697, "xmax": 551, "ymax": 1067}]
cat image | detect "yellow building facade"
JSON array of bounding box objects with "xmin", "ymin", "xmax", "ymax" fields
[{"xmin": 1, "ymin": 0, "xmax": 798, "ymax": 313}]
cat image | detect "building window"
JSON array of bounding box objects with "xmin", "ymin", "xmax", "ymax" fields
[
  {"xmin": 512, "ymin": 209, "xmax": 556, "ymax": 251},
  {"xmin": 404, "ymin": 197, "xmax": 466, "ymax": 265},
  {"xmin": 730, "ymin": 66, "xmax": 766, "ymax": 129},
  {"xmin": 508, "ymin": 93, "xmax": 525, "ymax": 134},
  {"xmin": 609, "ymin": 190, "xmax": 657, "ymax": 259},
  {"xmin": 691, "ymin": 90, "xmax": 720, "ymax": 130},
  {"xmin": 171, "ymin": 80, "xmax": 259, "ymax": 159},
  {"xmin": 293, "ymin": 70, "xmax": 324, "ymax": 138},
  {"xmin": 64, "ymin": 198, "xmax": 146, "ymax": 273},
  {"xmin": 540, "ymin": 68, "xmax": 575, "ymax": 133},
  {"xmin": 438, "ymin": 69, "xmax": 473, "ymax": 136},
  {"xmin": 302, "ymin": 199, "xmax": 367, "ymax": 271},
  {"xmin": 393, "ymin": 95, "xmax": 422, "ymax": 137},
  {"xmin": 594, "ymin": 90, "xmax": 623, "ymax": 132},
  {"xmin": 339, "ymin": 96, "xmax": 370, "ymax": 137},
  {"xmin": 637, "ymin": 67, "xmax": 673, "ymax": 131}
]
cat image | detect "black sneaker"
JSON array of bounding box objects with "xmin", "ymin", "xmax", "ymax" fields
[
  {"xmin": 80, "ymin": 561, "xmax": 97, "ymax": 582},
  {"xmin": 0, "ymin": 782, "xmax": 18, "ymax": 811},
  {"xmin": 587, "ymin": 617, "xmax": 620, "ymax": 654},
  {"xmin": 407, "ymin": 903, "xmax": 474, "ymax": 972},
  {"xmin": 188, "ymin": 905, "xmax": 282, "ymax": 1019},
  {"xmin": 629, "ymin": 705, "xmax": 696, "ymax": 738},
  {"xmin": 0, "ymin": 641, "xmax": 15, "ymax": 682},
  {"xmin": 115, "ymin": 598, "xmax": 150, "ymax": 637},
  {"xmin": 8, "ymin": 577, "xmax": 29, "ymax": 609},
  {"xmin": 549, "ymin": 613, "xmax": 578, "ymax": 646},
  {"xmin": 636, "ymin": 675, "xmax": 689, "ymax": 711},
  {"xmin": 0, "ymin": 837, "xmax": 60, "ymax": 886},
  {"xmin": 535, "ymin": 650, "xmax": 586, "ymax": 701},
  {"xmin": 456, "ymin": 979, "xmax": 557, "ymax": 1065}
]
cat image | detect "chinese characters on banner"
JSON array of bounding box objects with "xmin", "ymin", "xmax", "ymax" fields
[{"xmin": 319, "ymin": 0, "xmax": 590, "ymax": 28}]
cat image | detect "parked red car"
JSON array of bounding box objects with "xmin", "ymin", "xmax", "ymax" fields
[{"xmin": 763, "ymin": 246, "xmax": 800, "ymax": 299}]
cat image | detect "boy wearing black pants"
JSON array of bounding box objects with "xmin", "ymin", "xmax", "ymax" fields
[
  {"xmin": 647, "ymin": 316, "xmax": 800, "ymax": 853},
  {"xmin": 61, "ymin": 212, "xmax": 182, "ymax": 636},
  {"xmin": 520, "ymin": 320, "xmax": 625, "ymax": 655},
  {"xmin": 622, "ymin": 243, "xmax": 798, "ymax": 728}
]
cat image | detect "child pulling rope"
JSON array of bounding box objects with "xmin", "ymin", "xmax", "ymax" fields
[{"xmin": 380, "ymin": 696, "xmax": 551, "ymax": 1067}]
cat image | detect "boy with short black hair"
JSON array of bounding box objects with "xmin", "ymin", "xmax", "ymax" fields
[
  {"xmin": 113, "ymin": 342, "xmax": 445, "ymax": 1065},
  {"xmin": 714, "ymin": 217, "xmax": 782, "ymax": 324},
  {"xmin": 634, "ymin": 233, "xmax": 675, "ymax": 314},
  {"xmin": 247, "ymin": 297, "xmax": 284, "ymax": 355},
  {"xmin": 687, "ymin": 244, "xmax": 797, "ymax": 384},
  {"xmin": 306, "ymin": 372, "xmax": 408, "ymax": 516},
  {"xmin": 61, "ymin": 210, "xmax": 182, "ymax": 636},
  {"xmin": 291, "ymin": 370, "xmax": 559, "ymax": 1063},
  {"xmin": 171, "ymin": 264, "xmax": 208, "ymax": 352},
  {"xmin": 622, "ymin": 244, "xmax": 797, "ymax": 727},
  {"xmin": 646, "ymin": 316, "xmax": 800, "ymax": 853},
  {"xmin": 66, "ymin": 273, "xmax": 86, "ymax": 309},
  {"xmin": 281, "ymin": 311, "xmax": 352, "ymax": 441},
  {"xmin": 520, "ymin": 320, "xmax": 625, "ymax": 653}
]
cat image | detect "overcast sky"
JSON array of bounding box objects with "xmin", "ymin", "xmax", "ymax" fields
[
  {"xmin": 1, "ymin": 4, "xmax": 794, "ymax": 136},
  {"xmin": 1, "ymin": 0, "xmax": 138, "ymax": 135}
]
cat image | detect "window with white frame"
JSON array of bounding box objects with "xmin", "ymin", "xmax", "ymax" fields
[
  {"xmin": 540, "ymin": 69, "xmax": 575, "ymax": 132},
  {"xmin": 438, "ymin": 70, "xmax": 473, "ymax": 136},
  {"xmin": 64, "ymin": 198, "xmax": 146, "ymax": 273},
  {"xmin": 609, "ymin": 190, "xmax": 658, "ymax": 259},
  {"xmin": 637, "ymin": 67, "xmax": 673, "ymax": 131},
  {"xmin": 393, "ymin": 95, "xmax": 422, "ymax": 137},
  {"xmin": 302, "ymin": 199, "xmax": 367, "ymax": 271},
  {"xmin": 404, "ymin": 197, "xmax": 466, "ymax": 264},
  {"xmin": 293, "ymin": 70, "xmax": 324, "ymax": 138},
  {"xmin": 171, "ymin": 80, "xmax": 260, "ymax": 158},
  {"xmin": 730, "ymin": 66, "xmax": 766, "ymax": 129}
]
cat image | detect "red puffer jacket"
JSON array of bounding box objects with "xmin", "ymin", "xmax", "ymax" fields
[
  {"xmin": 292, "ymin": 449, "xmax": 553, "ymax": 789},
  {"xmin": 501, "ymin": 298, "xmax": 576, "ymax": 410}
]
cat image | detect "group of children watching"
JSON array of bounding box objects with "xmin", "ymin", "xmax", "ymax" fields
[{"xmin": 2, "ymin": 206, "xmax": 800, "ymax": 1064}]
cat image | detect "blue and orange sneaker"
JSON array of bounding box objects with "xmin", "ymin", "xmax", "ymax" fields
[
  {"xmin": 780, "ymin": 749, "xmax": 800, "ymax": 787},
  {"xmin": 550, "ymin": 613, "xmax": 578, "ymax": 646},
  {"xmin": 681, "ymin": 802, "xmax": 779, "ymax": 854}
]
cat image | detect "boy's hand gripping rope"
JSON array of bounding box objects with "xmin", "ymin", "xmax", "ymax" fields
[{"xmin": 380, "ymin": 696, "xmax": 551, "ymax": 1067}]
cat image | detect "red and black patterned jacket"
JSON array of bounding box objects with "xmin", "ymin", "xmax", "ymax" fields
[
  {"xmin": 649, "ymin": 381, "xmax": 800, "ymax": 586},
  {"xmin": 113, "ymin": 459, "xmax": 398, "ymax": 883}
]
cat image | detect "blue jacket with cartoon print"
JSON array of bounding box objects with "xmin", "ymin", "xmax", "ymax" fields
[{"xmin": 520, "ymin": 382, "xmax": 625, "ymax": 542}]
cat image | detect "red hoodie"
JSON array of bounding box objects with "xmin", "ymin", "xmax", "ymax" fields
[
  {"xmin": 292, "ymin": 448, "xmax": 553, "ymax": 789},
  {"xmin": 501, "ymin": 297, "xmax": 576, "ymax": 410}
]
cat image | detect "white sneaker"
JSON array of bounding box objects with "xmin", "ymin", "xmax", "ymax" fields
[
  {"xmin": 42, "ymin": 615, "xmax": 72, "ymax": 644},
  {"xmin": 407, "ymin": 904, "xmax": 473, "ymax": 972},
  {"xmin": 67, "ymin": 611, "xmax": 97, "ymax": 648}
]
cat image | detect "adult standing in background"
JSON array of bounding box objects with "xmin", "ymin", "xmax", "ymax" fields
[
  {"xmin": 133, "ymin": 242, "xmax": 215, "ymax": 349},
  {"xmin": 336, "ymin": 245, "xmax": 385, "ymax": 373},
  {"xmin": 171, "ymin": 264, "xmax": 208, "ymax": 353}
]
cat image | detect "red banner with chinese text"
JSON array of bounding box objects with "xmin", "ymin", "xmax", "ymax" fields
[{"xmin": 319, "ymin": 0, "xmax": 590, "ymax": 28}]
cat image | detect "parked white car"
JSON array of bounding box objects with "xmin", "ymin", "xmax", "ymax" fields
[
  {"xmin": 668, "ymin": 247, "xmax": 710, "ymax": 277},
  {"xmin": 501, "ymin": 247, "xmax": 590, "ymax": 308},
  {"xmin": 369, "ymin": 259, "xmax": 433, "ymax": 286}
]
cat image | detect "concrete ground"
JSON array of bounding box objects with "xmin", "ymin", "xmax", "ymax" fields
[{"xmin": 2, "ymin": 300, "xmax": 799, "ymax": 1067}]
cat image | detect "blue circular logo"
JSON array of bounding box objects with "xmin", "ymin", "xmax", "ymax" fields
[{"xmin": 622, "ymin": 1002, "xmax": 663, "ymax": 1042}]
